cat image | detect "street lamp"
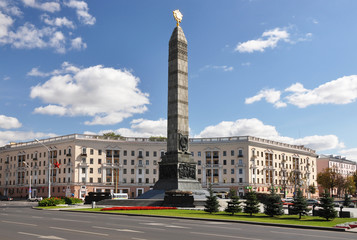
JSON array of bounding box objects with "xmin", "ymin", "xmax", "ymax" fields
[
  {"xmin": 35, "ymin": 139, "xmax": 51, "ymax": 198},
  {"xmin": 23, "ymin": 161, "xmax": 31, "ymax": 199}
]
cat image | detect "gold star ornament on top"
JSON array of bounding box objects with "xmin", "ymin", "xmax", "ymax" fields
[{"xmin": 173, "ymin": 9, "xmax": 183, "ymax": 26}]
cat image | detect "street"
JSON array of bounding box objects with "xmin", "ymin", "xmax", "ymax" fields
[{"xmin": 0, "ymin": 201, "xmax": 356, "ymax": 240}]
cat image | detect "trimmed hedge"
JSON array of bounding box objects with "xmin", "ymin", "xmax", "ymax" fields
[{"xmin": 38, "ymin": 197, "xmax": 83, "ymax": 206}]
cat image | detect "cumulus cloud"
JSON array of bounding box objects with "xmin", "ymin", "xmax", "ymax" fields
[
  {"xmin": 0, "ymin": 0, "xmax": 93, "ymax": 53},
  {"xmin": 195, "ymin": 118, "xmax": 344, "ymax": 152},
  {"xmin": 100, "ymin": 118, "xmax": 167, "ymax": 138},
  {"xmin": 0, "ymin": 115, "xmax": 22, "ymax": 129},
  {"xmin": 340, "ymin": 148, "xmax": 357, "ymax": 162},
  {"xmin": 27, "ymin": 62, "xmax": 80, "ymax": 77},
  {"xmin": 22, "ymin": 0, "xmax": 60, "ymax": 13},
  {"xmin": 0, "ymin": 130, "xmax": 56, "ymax": 147},
  {"xmin": 235, "ymin": 28, "xmax": 290, "ymax": 53},
  {"xmin": 30, "ymin": 63, "xmax": 150, "ymax": 125},
  {"xmin": 64, "ymin": 0, "xmax": 96, "ymax": 25},
  {"xmin": 245, "ymin": 89, "xmax": 286, "ymax": 108},
  {"xmin": 246, "ymin": 75, "xmax": 357, "ymax": 108},
  {"xmin": 70, "ymin": 37, "xmax": 86, "ymax": 50},
  {"xmin": 41, "ymin": 14, "xmax": 75, "ymax": 29}
]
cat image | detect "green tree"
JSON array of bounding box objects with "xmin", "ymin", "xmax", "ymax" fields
[
  {"xmin": 102, "ymin": 132, "xmax": 124, "ymax": 139},
  {"xmin": 308, "ymin": 184, "xmax": 316, "ymax": 195},
  {"xmin": 344, "ymin": 176, "xmax": 356, "ymax": 196},
  {"xmin": 317, "ymin": 167, "xmax": 340, "ymax": 196},
  {"xmin": 291, "ymin": 188, "xmax": 310, "ymax": 219},
  {"xmin": 318, "ymin": 190, "xmax": 337, "ymax": 221},
  {"xmin": 225, "ymin": 188, "xmax": 242, "ymax": 216},
  {"xmin": 149, "ymin": 136, "xmax": 167, "ymax": 142},
  {"xmin": 343, "ymin": 193, "xmax": 352, "ymax": 207},
  {"xmin": 243, "ymin": 191, "xmax": 260, "ymax": 216},
  {"xmin": 264, "ymin": 186, "xmax": 284, "ymax": 217},
  {"xmin": 204, "ymin": 184, "xmax": 220, "ymax": 214}
]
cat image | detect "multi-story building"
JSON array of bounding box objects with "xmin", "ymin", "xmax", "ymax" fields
[
  {"xmin": 0, "ymin": 134, "xmax": 318, "ymax": 199},
  {"xmin": 316, "ymin": 154, "xmax": 357, "ymax": 196}
]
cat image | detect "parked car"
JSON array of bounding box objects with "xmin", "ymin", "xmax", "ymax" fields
[
  {"xmin": 27, "ymin": 197, "xmax": 43, "ymax": 202},
  {"xmin": 306, "ymin": 199, "xmax": 320, "ymax": 205},
  {"xmin": 0, "ymin": 195, "xmax": 13, "ymax": 201}
]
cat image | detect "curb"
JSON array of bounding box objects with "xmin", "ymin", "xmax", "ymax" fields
[{"xmin": 59, "ymin": 208, "xmax": 351, "ymax": 233}]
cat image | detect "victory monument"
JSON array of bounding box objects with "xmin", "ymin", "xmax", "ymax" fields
[
  {"xmin": 153, "ymin": 10, "xmax": 202, "ymax": 193},
  {"xmin": 138, "ymin": 10, "xmax": 205, "ymax": 206}
]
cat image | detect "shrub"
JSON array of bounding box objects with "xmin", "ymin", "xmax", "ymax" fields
[
  {"xmin": 64, "ymin": 197, "xmax": 83, "ymax": 205},
  {"xmin": 38, "ymin": 197, "xmax": 65, "ymax": 207}
]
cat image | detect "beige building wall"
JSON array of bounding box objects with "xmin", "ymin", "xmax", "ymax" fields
[{"xmin": 0, "ymin": 134, "xmax": 318, "ymax": 199}]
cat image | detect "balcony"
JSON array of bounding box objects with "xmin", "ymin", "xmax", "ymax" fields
[
  {"xmin": 236, "ymin": 163, "xmax": 246, "ymax": 167},
  {"xmin": 136, "ymin": 164, "xmax": 146, "ymax": 168},
  {"xmin": 137, "ymin": 155, "xmax": 143, "ymax": 159},
  {"xmin": 238, "ymin": 154, "xmax": 244, "ymax": 158},
  {"xmin": 206, "ymin": 164, "xmax": 220, "ymax": 168},
  {"xmin": 66, "ymin": 153, "xmax": 72, "ymax": 157},
  {"xmin": 33, "ymin": 157, "xmax": 38, "ymax": 161},
  {"xmin": 80, "ymin": 153, "xmax": 87, "ymax": 157}
]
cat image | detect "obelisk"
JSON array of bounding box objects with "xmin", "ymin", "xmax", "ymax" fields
[{"xmin": 154, "ymin": 10, "xmax": 202, "ymax": 192}]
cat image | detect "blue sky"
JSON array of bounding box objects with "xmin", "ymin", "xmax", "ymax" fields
[{"xmin": 1, "ymin": 0, "xmax": 357, "ymax": 161}]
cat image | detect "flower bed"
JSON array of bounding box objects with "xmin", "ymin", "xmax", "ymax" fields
[{"xmin": 101, "ymin": 206, "xmax": 177, "ymax": 211}]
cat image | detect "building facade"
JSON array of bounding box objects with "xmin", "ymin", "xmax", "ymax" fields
[
  {"xmin": 0, "ymin": 134, "xmax": 318, "ymax": 199},
  {"xmin": 316, "ymin": 154, "xmax": 357, "ymax": 196}
]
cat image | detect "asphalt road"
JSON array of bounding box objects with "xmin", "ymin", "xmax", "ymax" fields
[{"xmin": 0, "ymin": 201, "xmax": 356, "ymax": 240}]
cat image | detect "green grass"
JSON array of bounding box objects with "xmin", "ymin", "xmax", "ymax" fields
[
  {"xmin": 35, "ymin": 206, "xmax": 70, "ymax": 209},
  {"xmin": 70, "ymin": 208, "xmax": 356, "ymax": 228}
]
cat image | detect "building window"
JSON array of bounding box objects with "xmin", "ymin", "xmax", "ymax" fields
[
  {"xmin": 138, "ymin": 169, "xmax": 143, "ymax": 175},
  {"xmin": 239, "ymin": 178, "xmax": 243, "ymax": 183},
  {"xmin": 239, "ymin": 168, "xmax": 243, "ymax": 174},
  {"xmin": 231, "ymin": 178, "xmax": 234, "ymax": 183},
  {"xmin": 131, "ymin": 178, "xmax": 134, "ymax": 183},
  {"xmin": 146, "ymin": 160, "xmax": 149, "ymax": 165},
  {"xmin": 89, "ymin": 177, "xmax": 93, "ymax": 183},
  {"xmin": 90, "ymin": 158, "xmax": 94, "ymax": 164},
  {"xmin": 146, "ymin": 169, "xmax": 149, "ymax": 174},
  {"xmin": 223, "ymin": 169, "xmax": 227, "ymax": 174},
  {"xmin": 146, "ymin": 151, "xmax": 149, "ymax": 157},
  {"xmin": 223, "ymin": 160, "xmax": 227, "ymax": 165},
  {"xmin": 123, "ymin": 169, "xmax": 127, "ymax": 174},
  {"xmin": 131, "ymin": 169, "xmax": 134, "ymax": 174},
  {"xmin": 98, "ymin": 168, "xmax": 101, "ymax": 174},
  {"xmin": 231, "ymin": 159, "xmax": 235, "ymax": 165},
  {"xmin": 90, "ymin": 168, "xmax": 93, "ymax": 174},
  {"xmin": 198, "ymin": 152, "xmax": 201, "ymax": 157},
  {"xmin": 98, "ymin": 149, "xmax": 102, "ymax": 155},
  {"xmin": 231, "ymin": 150, "xmax": 234, "ymax": 156},
  {"xmin": 98, "ymin": 159, "xmax": 102, "ymax": 164},
  {"xmin": 153, "ymin": 169, "xmax": 157, "ymax": 175},
  {"xmin": 124, "ymin": 150, "xmax": 127, "ymax": 156},
  {"xmin": 223, "ymin": 151, "xmax": 227, "ymax": 156},
  {"xmin": 198, "ymin": 169, "xmax": 201, "ymax": 174},
  {"xmin": 231, "ymin": 169, "xmax": 234, "ymax": 174},
  {"xmin": 131, "ymin": 151, "xmax": 135, "ymax": 156},
  {"xmin": 82, "ymin": 168, "xmax": 85, "ymax": 174},
  {"xmin": 90, "ymin": 149, "xmax": 94, "ymax": 155},
  {"xmin": 98, "ymin": 178, "xmax": 102, "ymax": 183},
  {"xmin": 123, "ymin": 159, "xmax": 127, "ymax": 165},
  {"xmin": 198, "ymin": 160, "xmax": 201, "ymax": 166},
  {"xmin": 131, "ymin": 160, "xmax": 135, "ymax": 165},
  {"xmin": 153, "ymin": 151, "xmax": 157, "ymax": 157}
]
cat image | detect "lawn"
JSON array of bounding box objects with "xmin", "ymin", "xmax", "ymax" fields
[{"xmin": 70, "ymin": 208, "xmax": 357, "ymax": 228}]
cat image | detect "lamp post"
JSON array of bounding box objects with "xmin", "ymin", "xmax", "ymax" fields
[
  {"xmin": 35, "ymin": 139, "xmax": 51, "ymax": 198},
  {"xmin": 23, "ymin": 161, "xmax": 31, "ymax": 199}
]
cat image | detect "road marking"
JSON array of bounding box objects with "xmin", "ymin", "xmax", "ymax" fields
[
  {"xmin": 93, "ymin": 226, "xmax": 143, "ymax": 233},
  {"xmin": 270, "ymin": 231, "xmax": 354, "ymax": 240},
  {"xmin": 132, "ymin": 238, "xmax": 147, "ymax": 240},
  {"xmin": 0, "ymin": 213, "xmax": 9, "ymax": 216},
  {"xmin": 191, "ymin": 232, "xmax": 262, "ymax": 240},
  {"xmin": 32, "ymin": 216, "xmax": 44, "ymax": 219},
  {"xmin": 50, "ymin": 227, "xmax": 109, "ymax": 236},
  {"xmin": 18, "ymin": 232, "xmax": 66, "ymax": 240},
  {"xmin": 51, "ymin": 217, "xmax": 90, "ymax": 223},
  {"xmin": 2, "ymin": 220, "xmax": 37, "ymax": 226},
  {"xmin": 142, "ymin": 222, "xmax": 190, "ymax": 229}
]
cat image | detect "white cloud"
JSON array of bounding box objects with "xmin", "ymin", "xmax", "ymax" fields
[
  {"xmin": 64, "ymin": 0, "xmax": 96, "ymax": 25},
  {"xmin": 0, "ymin": 11, "xmax": 13, "ymax": 39},
  {"xmin": 27, "ymin": 62, "xmax": 80, "ymax": 77},
  {"xmin": 195, "ymin": 118, "xmax": 344, "ymax": 152},
  {"xmin": 245, "ymin": 88, "xmax": 286, "ymax": 108},
  {"xmin": 100, "ymin": 118, "xmax": 167, "ymax": 138},
  {"xmin": 200, "ymin": 65, "xmax": 234, "ymax": 72},
  {"xmin": 340, "ymin": 148, "xmax": 357, "ymax": 162},
  {"xmin": 0, "ymin": 0, "xmax": 92, "ymax": 53},
  {"xmin": 0, "ymin": 0, "xmax": 23, "ymax": 16},
  {"xmin": 41, "ymin": 14, "xmax": 75, "ymax": 29},
  {"xmin": 70, "ymin": 37, "xmax": 86, "ymax": 50},
  {"xmin": 285, "ymin": 75, "xmax": 357, "ymax": 108},
  {"xmin": 0, "ymin": 115, "xmax": 22, "ymax": 129},
  {"xmin": 235, "ymin": 28, "xmax": 290, "ymax": 53},
  {"xmin": 241, "ymin": 62, "xmax": 251, "ymax": 67},
  {"xmin": 22, "ymin": 0, "xmax": 60, "ymax": 13},
  {"xmin": 0, "ymin": 131, "xmax": 56, "ymax": 147},
  {"xmin": 246, "ymin": 75, "xmax": 357, "ymax": 108},
  {"xmin": 30, "ymin": 63, "xmax": 150, "ymax": 125}
]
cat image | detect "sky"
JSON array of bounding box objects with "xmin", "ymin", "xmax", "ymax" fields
[{"xmin": 1, "ymin": 0, "xmax": 357, "ymax": 161}]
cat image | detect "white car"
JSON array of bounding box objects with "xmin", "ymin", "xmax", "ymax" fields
[{"xmin": 27, "ymin": 197, "xmax": 43, "ymax": 202}]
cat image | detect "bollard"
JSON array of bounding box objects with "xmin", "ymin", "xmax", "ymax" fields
[{"xmin": 92, "ymin": 201, "xmax": 96, "ymax": 209}]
